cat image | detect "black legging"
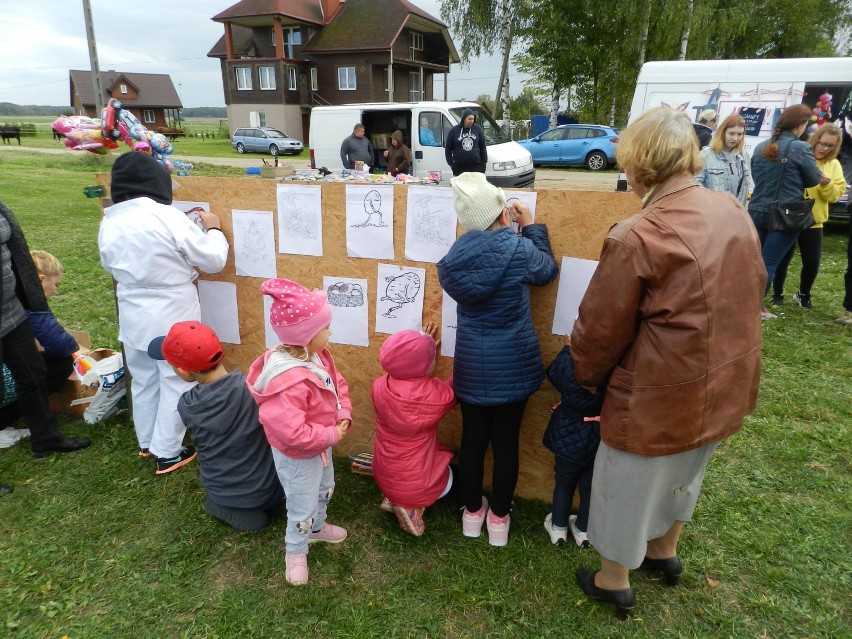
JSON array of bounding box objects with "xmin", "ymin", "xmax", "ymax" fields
[
  {"xmin": 844, "ymin": 215, "xmax": 852, "ymax": 312},
  {"xmin": 458, "ymin": 399, "xmax": 528, "ymax": 517},
  {"xmin": 773, "ymin": 226, "xmax": 823, "ymax": 298}
]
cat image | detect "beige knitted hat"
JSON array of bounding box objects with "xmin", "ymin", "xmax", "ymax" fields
[{"xmin": 450, "ymin": 172, "xmax": 507, "ymax": 231}]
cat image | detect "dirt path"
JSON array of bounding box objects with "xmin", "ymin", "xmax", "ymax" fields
[{"xmin": 0, "ymin": 145, "xmax": 622, "ymax": 190}]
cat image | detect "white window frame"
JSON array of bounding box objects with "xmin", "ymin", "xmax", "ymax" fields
[
  {"xmin": 338, "ymin": 67, "xmax": 356, "ymax": 91},
  {"xmin": 310, "ymin": 68, "xmax": 318, "ymax": 91},
  {"xmin": 411, "ymin": 33, "xmax": 424, "ymax": 50},
  {"xmin": 259, "ymin": 66, "xmax": 276, "ymax": 90},
  {"xmin": 283, "ymin": 28, "xmax": 302, "ymax": 58},
  {"xmin": 288, "ymin": 67, "xmax": 297, "ymax": 90},
  {"xmin": 120, "ymin": 84, "xmax": 128, "ymax": 94},
  {"xmin": 409, "ymin": 72, "xmax": 421, "ymax": 102},
  {"xmin": 235, "ymin": 67, "xmax": 252, "ymax": 90},
  {"xmin": 143, "ymin": 109, "xmax": 155, "ymax": 124}
]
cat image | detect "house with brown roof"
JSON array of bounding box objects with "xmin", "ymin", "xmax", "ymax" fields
[
  {"xmin": 69, "ymin": 70, "xmax": 183, "ymax": 129},
  {"xmin": 207, "ymin": 0, "xmax": 459, "ymax": 142}
]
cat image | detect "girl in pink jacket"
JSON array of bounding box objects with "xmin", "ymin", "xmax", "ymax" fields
[
  {"xmin": 372, "ymin": 325, "xmax": 457, "ymax": 536},
  {"xmin": 247, "ymin": 278, "xmax": 351, "ymax": 586}
]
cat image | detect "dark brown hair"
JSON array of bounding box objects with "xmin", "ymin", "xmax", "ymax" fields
[{"xmin": 762, "ymin": 104, "xmax": 813, "ymax": 160}]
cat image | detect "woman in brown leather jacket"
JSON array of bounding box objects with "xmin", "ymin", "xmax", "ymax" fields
[{"xmin": 569, "ymin": 107, "xmax": 766, "ymax": 619}]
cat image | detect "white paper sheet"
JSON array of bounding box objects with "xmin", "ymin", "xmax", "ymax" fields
[
  {"xmin": 277, "ymin": 184, "xmax": 323, "ymax": 256},
  {"xmin": 232, "ymin": 209, "xmax": 277, "ymax": 278},
  {"xmin": 345, "ymin": 184, "xmax": 394, "ymax": 259},
  {"xmin": 375, "ymin": 264, "xmax": 426, "ymax": 334},
  {"xmin": 263, "ymin": 296, "xmax": 278, "ymax": 350},
  {"xmin": 552, "ymin": 256, "xmax": 599, "ymax": 335},
  {"xmin": 504, "ymin": 189, "xmax": 538, "ymax": 234},
  {"xmin": 172, "ymin": 199, "xmax": 212, "ymax": 231},
  {"xmin": 440, "ymin": 290, "xmax": 457, "ymax": 358},
  {"xmin": 404, "ymin": 186, "xmax": 457, "ymax": 263},
  {"xmin": 323, "ymin": 276, "xmax": 369, "ymax": 347},
  {"xmin": 198, "ymin": 279, "xmax": 241, "ymax": 344}
]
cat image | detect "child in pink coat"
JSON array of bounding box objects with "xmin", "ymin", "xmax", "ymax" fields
[
  {"xmin": 372, "ymin": 324, "xmax": 457, "ymax": 536},
  {"xmin": 247, "ymin": 278, "xmax": 352, "ymax": 586}
]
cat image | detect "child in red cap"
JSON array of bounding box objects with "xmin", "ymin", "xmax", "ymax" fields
[
  {"xmin": 372, "ymin": 323, "xmax": 457, "ymax": 537},
  {"xmin": 148, "ymin": 321, "xmax": 282, "ymax": 530},
  {"xmin": 246, "ymin": 278, "xmax": 352, "ymax": 586}
]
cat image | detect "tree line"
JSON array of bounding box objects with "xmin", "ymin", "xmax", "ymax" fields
[{"xmin": 441, "ymin": 0, "xmax": 852, "ymax": 128}]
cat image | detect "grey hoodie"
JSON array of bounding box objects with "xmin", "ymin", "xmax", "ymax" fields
[{"xmin": 178, "ymin": 369, "xmax": 279, "ymax": 508}]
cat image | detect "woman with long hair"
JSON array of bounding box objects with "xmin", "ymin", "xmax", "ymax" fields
[
  {"xmin": 771, "ymin": 123, "xmax": 846, "ymax": 309},
  {"xmin": 695, "ymin": 114, "xmax": 750, "ymax": 205},
  {"xmin": 748, "ymin": 103, "xmax": 822, "ymax": 320}
]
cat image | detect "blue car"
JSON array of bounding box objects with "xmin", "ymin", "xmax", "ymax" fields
[
  {"xmin": 231, "ymin": 127, "xmax": 304, "ymax": 156},
  {"xmin": 517, "ymin": 124, "xmax": 619, "ymax": 170}
]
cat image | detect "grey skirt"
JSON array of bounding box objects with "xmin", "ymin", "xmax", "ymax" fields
[{"xmin": 587, "ymin": 439, "xmax": 719, "ymax": 569}]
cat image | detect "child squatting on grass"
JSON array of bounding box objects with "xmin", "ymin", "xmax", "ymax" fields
[
  {"xmin": 371, "ymin": 323, "xmax": 457, "ymax": 537},
  {"xmin": 1, "ymin": 250, "xmax": 84, "ymax": 445},
  {"xmin": 147, "ymin": 321, "xmax": 282, "ymax": 532},
  {"xmin": 542, "ymin": 335, "xmax": 604, "ymax": 549},
  {"xmin": 247, "ymin": 278, "xmax": 352, "ymax": 586}
]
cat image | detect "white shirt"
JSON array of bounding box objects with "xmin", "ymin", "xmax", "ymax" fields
[{"xmin": 98, "ymin": 197, "xmax": 229, "ymax": 349}]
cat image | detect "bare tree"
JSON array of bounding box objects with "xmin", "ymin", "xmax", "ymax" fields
[{"xmin": 678, "ymin": 0, "xmax": 694, "ymax": 60}]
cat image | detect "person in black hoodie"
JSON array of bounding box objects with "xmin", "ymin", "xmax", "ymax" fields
[
  {"xmin": 444, "ymin": 108, "xmax": 488, "ymax": 176},
  {"xmin": 149, "ymin": 321, "xmax": 281, "ymax": 531},
  {"xmin": 0, "ymin": 200, "xmax": 90, "ymax": 459}
]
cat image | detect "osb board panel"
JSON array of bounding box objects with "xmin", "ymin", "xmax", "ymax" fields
[{"xmin": 100, "ymin": 175, "xmax": 641, "ymax": 501}]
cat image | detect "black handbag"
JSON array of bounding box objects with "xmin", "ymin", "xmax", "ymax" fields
[{"xmin": 767, "ymin": 140, "xmax": 816, "ymax": 232}]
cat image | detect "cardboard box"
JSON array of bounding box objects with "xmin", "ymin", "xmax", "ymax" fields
[
  {"xmin": 260, "ymin": 164, "xmax": 293, "ymax": 178},
  {"xmin": 47, "ymin": 331, "xmax": 106, "ymax": 417}
]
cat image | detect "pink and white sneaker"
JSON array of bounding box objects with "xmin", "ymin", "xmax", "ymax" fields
[
  {"xmin": 379, "ymin": 496, "xmax": 394, "ymax": 514},
  {"xmin": 393, "ymin": 505, "xmax": 426, "ymax": 537},
  {"xmin": 462, "ymin": 496, "xmax": 489, "ymax": 538},
  {"xmin": 285, "ymin": 552, "xmax": 309, "ymax": 585},
  {"xmin": 486, "ymin": 509, "xmax": 511, "ymax": 547},
  {"xmin": 308, "ymin": 523, "xmax": 348, "ymax": 544}
]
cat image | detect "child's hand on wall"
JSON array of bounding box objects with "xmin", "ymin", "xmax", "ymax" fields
[{"xmin": 423, "ymin": 321, "xmax": 441, "ymax": 351}]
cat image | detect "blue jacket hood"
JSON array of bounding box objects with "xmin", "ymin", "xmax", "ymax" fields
[{"xmin": 438, "ymin": 228, "xmax": 516, "ymax": 304}]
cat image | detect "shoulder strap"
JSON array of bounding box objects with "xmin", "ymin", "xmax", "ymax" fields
[{"xmin": 772, "ymin": 139, "xmax": 794, "ymax": 202}]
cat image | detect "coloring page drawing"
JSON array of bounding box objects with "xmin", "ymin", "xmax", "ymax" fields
[
  {"xmin": 323, "ymin": 276, "xmax": 369, "ymax": 347},
  {"xmin": 552, "ymin": 256, "xmax": 598, "ymax": 335},
  {"xmin": 277, "ymin": 184, "xmax": 323, "ymax": 256},
  {"xmin": 404, "ymin": 185, "xmax": 456, "ymax": 263},
  {"xmin": 198, "ymin": 279, "xmax": 241, "ymax": 344},
  {"xmin": 504, "ymin": 190, "xmax": 538, "ymax": 234},
  {"xmin": 440, "ymin": 290, "xmax": 457, "ymax": 358},
  {"xmin": 232, "ymin": 209, "xmax": 277, "ymax": 278},
  {"xmin": 375, "ymin": 264, "xmax": 426, "ymax": 334},
  {"xmin": 173, "ymin": 199, "xmax": 212, "ymax": 232},
  {"xmin": 345, "ymin": 184, "xmax": 394, "ymax": 259}
]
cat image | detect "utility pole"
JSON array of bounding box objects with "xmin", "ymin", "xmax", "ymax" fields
[{"xmin": 82, "ymin": 0, "xmax": 104, "ymax": 117}]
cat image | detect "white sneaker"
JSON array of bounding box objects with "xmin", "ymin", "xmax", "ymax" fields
[
  {"xmin": 0, "ymin": 427, "xmax": 30, "ymax": 449},
  {"xmin": 569, "ymin": 515, "xmax": 591, "ymax": 548},
  {"xmin": 461, "ymin": 496, "xmax": 488, "ymax": 538},
  {"xmin": 760, "ymin": 307, "xmax": 778, "ymax": 321},
  {"xmin": 543, "ymin": 513, "xmax": 568, "ymax": 546}
]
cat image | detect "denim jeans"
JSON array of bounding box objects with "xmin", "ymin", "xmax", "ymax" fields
[
  {"xmin": 551, "ymin": 455, "xmax": 594, "ymax": 532},
  {"xmin": 749, "ymin": 209, "xmax": 801, "ymax": 296},
  {"xmin": 0, "ymin": 321, "xmax": 61, "ymax": 446},
  {"xmin": 271, "ymin": 447, "xmax": 335, "ymax": 554}
]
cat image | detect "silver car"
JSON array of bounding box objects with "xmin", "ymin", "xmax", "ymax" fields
[{"xmin": 231, "ymin": 127, "xmax": 303, "ymax": 156}]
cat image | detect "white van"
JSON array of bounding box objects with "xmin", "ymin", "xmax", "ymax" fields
[
  {"xmin": 309, "ymin": 101, "xmax": 536, "ymax": 188},
  {"xmin": 628, "ymin": 57, "xmax": 852, "ymax": 157}
]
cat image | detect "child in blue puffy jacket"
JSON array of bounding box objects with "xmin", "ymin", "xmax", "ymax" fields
[
  {"xmin": 542, "ymin": 336, "xmax": 603, "ymax": 548},
  {"xmin": 0, "ymin": 251, "xmax": 80, "ymax": 428}
]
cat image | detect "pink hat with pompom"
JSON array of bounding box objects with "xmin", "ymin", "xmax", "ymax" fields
[
  {"xmin": 261, "ymin": 278, "xmax": 332, "ymax": 347},
  {"xmin": 379, "ymin": 329, "xmax": 436, "ymax": 379}
]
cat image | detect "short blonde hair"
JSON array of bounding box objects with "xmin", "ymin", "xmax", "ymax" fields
[
  {"xmin": 30, "ymin": 250, "xmax": 63, "ymax": 277},
  {"xmin": 699, "ymin": 109, "xmax": 718, "ymax": 125},
  {"xmin": 617, "ymin": 107, "xmax": 702, "ymax": 188},
  {"xmin": 808, "ymin": 123, "xmax": 842, "ymax": 162}
]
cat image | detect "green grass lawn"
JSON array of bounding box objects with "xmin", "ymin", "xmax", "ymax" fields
[{"xmin": 0, "ymin": 150, "xmax": 850, "ymax": 638}]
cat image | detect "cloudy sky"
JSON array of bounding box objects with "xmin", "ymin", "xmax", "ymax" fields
[{"xmin": 0, "ymin": 0, "xmax": 530, "ymax": 108}]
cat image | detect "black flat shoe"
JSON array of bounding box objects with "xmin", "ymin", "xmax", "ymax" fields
[
  {"xmin": 575, "ymin": 568, "xmax": 635, "ymax": 620},
  {"xmin": 32, "ymin": 436, "xmax": 92, "ymax": 458},
  {"xmin": 639, "ymin": 556, "xmax": 683, "ymax": 586},
  {"xmin": 0, "ymin": 484, "xmax": 12, "ymax": 495}
]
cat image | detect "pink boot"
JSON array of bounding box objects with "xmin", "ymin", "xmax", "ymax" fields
[{"xmin": 285, "ymin": 552, "xmax": 308, "ymax": 585}]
